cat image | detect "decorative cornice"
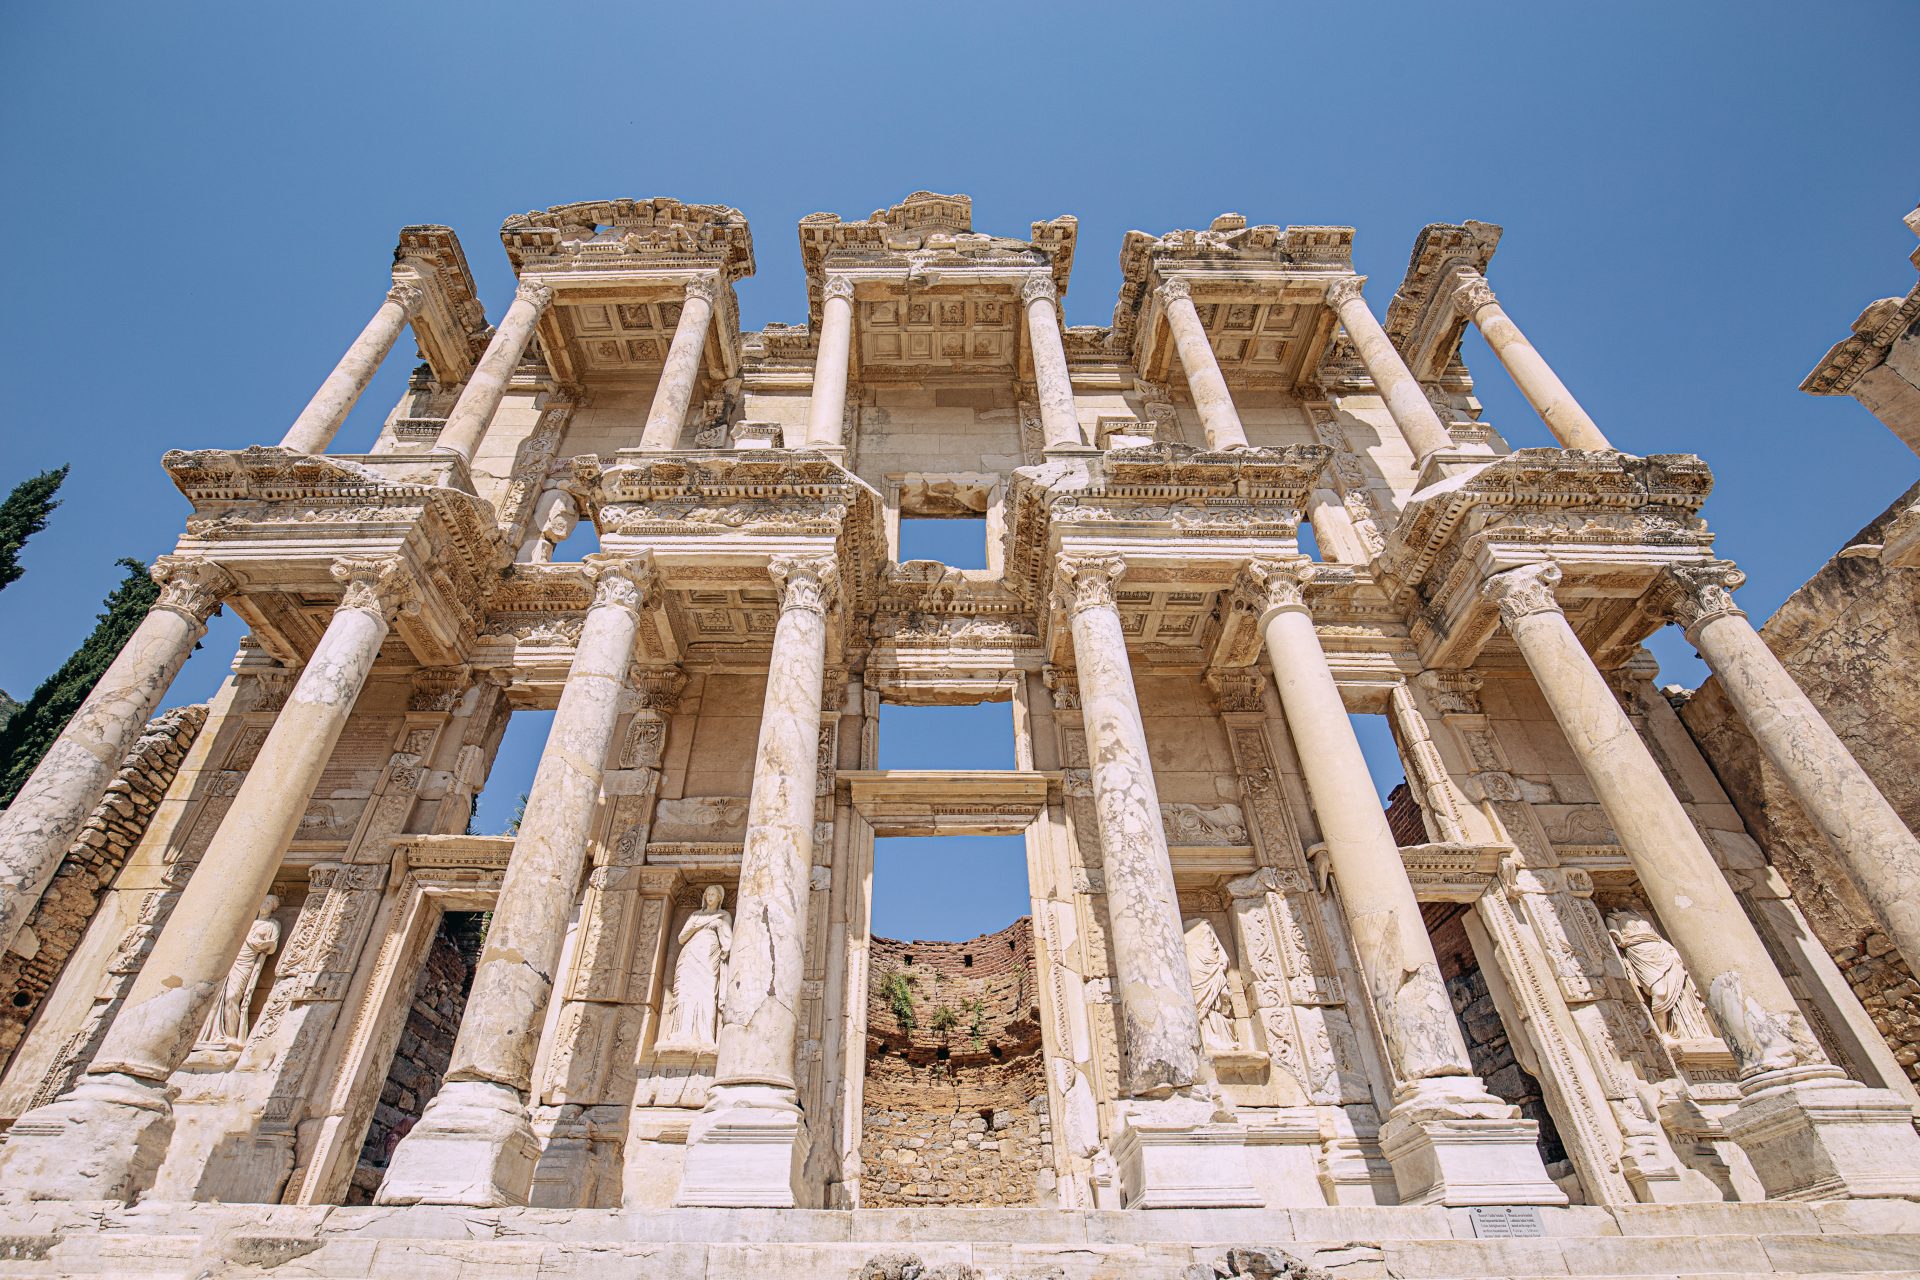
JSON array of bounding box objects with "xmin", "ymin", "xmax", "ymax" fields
[
  {"xmin": 1654, "ymin": 561, "xmax": 1747, "ymax": 634},
  {"xmin": 769, "ymin": 554, "xmax": 839, "ymax": 615},
  {"xmin": 1482, "ymin": 561, "xmax": 1564, "ymax": 627},
  {"xmin": 583, "ymin": 552, "xmax": 659, "ymax": 619},
  {"xmin": 1053, "ymin": 554, "xmax": 1127, "ymax": 616},
  {"xmin": 149, "ymin": 555, "xmax": 235, "ymax": 623},
  {"xmin": 331, "ymin": 556, "xmax": 415, "ymax": 623}
]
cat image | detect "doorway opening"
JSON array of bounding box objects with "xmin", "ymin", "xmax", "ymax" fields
[
  {"xmin": 346, "ymin": 909, "xmax": 488, "ymax": 1204},
  {"xmin": 863, "ymin": 834, "xmax": 1046, "ymax": 1207}
]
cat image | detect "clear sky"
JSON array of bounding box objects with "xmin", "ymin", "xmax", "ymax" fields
[{"xmin": 2, "ymin": 2, "xmax": 1914, "ymax": 937}]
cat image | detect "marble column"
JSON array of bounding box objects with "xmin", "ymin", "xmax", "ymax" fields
[
  {"xmin": 1324, "ymin": 276, "xmax": 1454, "ymax": 469},
  {"xmin": 1450, "ymin": 276, "xmax": 1611, "ymax": 451},
  {"xmin": 0, "ymin": 556, "xmax": 232, "ymax": 960},
  {"xmin": 1486, "ymin": 561, "xmax": 1920, "ymax": 1201},
  {"xmin": 805, "ymin": 275, "xmax": 854, "ymax": 450},
  {"xmin": 376, "ymin": 554, "xmax": 655, "ymax": 1206},
  {"xmin": 1156, "ymin": 278, "xmax": 1250, "ymax": 451},
  {"xmin": 1659, "ymin": 562, "xmax": 1920, "ymax": 976},
  {"xmin": 1246, "ymin": 558, "xmax": 1564, "ymax": 1206},
  {"xmin": 0, "ymin": 556, "xmax": 412, "ymax": 1201},
  {"xmin": 432, "ymin": 279, "xmax": 553, "ymax": 464},
  {"xmin": 639, "ymin": 276, "xmax": 719, "ymax": 451},
  {"xmin": 1056, "ymin": 555, "xmax": 1202, "ymax": 1096},
  {"xmin": 678, "ymin": 553, "xmax": 835, "ymax": 1208},
  {"xmin": 1024, "ymin": 274, "xmax": 1084, "ymax": 451},
  {"xmin": 280, "ymin": 281, "xmax": 426, "ymax": 454}
]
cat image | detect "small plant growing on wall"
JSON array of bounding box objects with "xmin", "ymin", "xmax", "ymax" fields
[
  {"xmin": 881, "ymin": 971, "xmax": 918, "ymax": 1032},
  {"xmin": 929, "ymin": 1004, "xmax": 959, "ymax": 1034},
  {"xmin": 966, "ymin": 998, "xmax": 988, "ymax": 1047}
]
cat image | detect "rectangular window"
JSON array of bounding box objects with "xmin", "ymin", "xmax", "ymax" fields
[
  {"xmin": 878, "ymin": 701, "xmax": 1016, "ymax": 771},
  {"xmin": 898, "ymin": 516, "xmax": 988, "ymax": 569}
]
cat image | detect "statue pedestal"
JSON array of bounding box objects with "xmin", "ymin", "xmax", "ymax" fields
[
  {"xmin": 0, "ymin": 1073, "xmax": 175, "ymax": 1201},
  {"xmin": 1721, "ymin": 1065, "xmax": 1920, "ymax": 1200},
  {"xmin": 374, "ymin": 1079, "xmax": 539, "ymax": 1207},
  {"xmin": 1377, "ymin": 1079, "xmax": 1568, "ymax": 1207}
]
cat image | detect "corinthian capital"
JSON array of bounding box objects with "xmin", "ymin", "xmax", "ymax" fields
[
  {"xmin": 1154, "ymin": 277, "xmax": 1192, "ymax": 307},
  {"xmin": 1238, "ymin": 557, "xmax": 1315, "ymax": 619},
  {"xmin": 1654, "ymin": 561, "xmax": 1747, "ymax": 633},
  {"xmin": 584, "ymin": 551, "xmax": 659, "ymax": 618},
  {"xmin": 1449, "ymin": 275, "xmax": 1498, "ymax": 319},
  {"xmin": 1323, "ymin": 275, "xmax": 1368, "ymax": 309},
  {"xmin": 386, "ymin": 280, "xmax": 427, "ymax": 315},
  {"xmin": 683, "ymin": 274, "xmax": 721, "ymax": 306},
  {"xmin": 1053, "ymin": 554, "xmax": 1128, "ymax": 616},
  {"xmin": 769, "ymin": 554, "xmax": 839, "ymax": 614},
  {"xmin": 331, "ymin": 556, "xmax": 415, "ymax": 622},
  {"xmin": 1482, "ymin": 562, "xmax": 1564, "ymax": 627},
  {"xmin": 1021, "ymin": 273, "xmax": 1058, "ymax": 306},
  {"xmin": 515, "ymin": 279, "xmax": 555, "ymax": 309},
  {"xmin": 149, "ymin": 555, "xmax": 235, "ymax": 623},
  {"xmin": 822, "ymin": 274, "xmax": 856, "ymax": 304}
]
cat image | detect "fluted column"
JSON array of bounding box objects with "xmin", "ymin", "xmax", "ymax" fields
[
  {"xmin": 1659, "ymin": 562, "xmax": 1920, "ymax": 975},
  {"xmin": 805, "ymin": 275, "xmax": 854, "ymax": 450},
  {"xmin": 280, "ymin": 281, "xmax": 426, "ymax": 454},
  {"xmin": 1487, "ymin": 561, "xmax": 1920, "ymax": 1201},
  {"xmin": 1450, "ymin": 276, "xmax": 1610, "ymax": 451},
  {"xmin": 1057, "ymin": 554, "xmax": 1202, "ymax": 1095},
  {"xmin": 432, "ymin": 279, "xmax": 553, "ymax": 464},
  {"xmin": 1156, "ymin": 278, "xmax": 1250, "ymax": 451},
  {"xmin": 639, "ymin": 276, "xmax": 719, "ymax": 451},
  {"xmin": 377, "ymin": 554, "xmax": 655, "ymax": 1207},
  {"xmin": 0, "ymin": 557, "xmax": 411, "ymax": 1201},
  {"xmin": 678, "ymin": 554, "xmax": 835, "ymax": 1208},
  {"xmin": 0, "ymin": 557, "xmax": 232, "ymax": 959},
  {"xmin": 1244, "ymin": 558, "xmax": 1475, "ymax": 1084},
  {"xmin": 1325, "ymin": 276, "xmax": 1454, "ymax": 467},
  {"xmin": 1024, "ymin": 274, "xmax": 1084, "ymax": 451}
]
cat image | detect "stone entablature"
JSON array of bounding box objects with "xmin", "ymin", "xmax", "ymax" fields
[{"xmin": 2, "ymin": 190, "xmax": 1918, "ymax": 1262}]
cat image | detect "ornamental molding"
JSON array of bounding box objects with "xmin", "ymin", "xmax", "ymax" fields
[
  {"xmin": 392, "ymin": 223, "xmax": 491, "ymax": 384},
  {"xmin": 1381, "ymin": 220, "xmax": 1503, "ymax": 382},
  {"xmin": 500, "ymin": 197, "xmax": 755, "ymax": 282},
  {"xmin": 1802, "ymin": 284, "xmax": 1920, "ymax": 396}
]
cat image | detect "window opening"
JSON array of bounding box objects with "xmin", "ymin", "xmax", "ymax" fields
[
  {"xmin": 877, "ymin": 702, "xmax": 1015, "ymax": 771},
  {"xmin": 898, "ymin": 516, "xmax": 988, "ymax": 569},
  {"xmin": 470, "ymin": 709, "xmax": 555, "ymax": 836}
]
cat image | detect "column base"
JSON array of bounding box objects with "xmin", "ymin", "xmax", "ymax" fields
[
  {"xmin": 1377, "ymin": 1078, "xmax": 1569, "ymax": 1207},
  {"xmin": 1720, "ymin": 1065, "xmax": 1920, "ymax": 1201},
  {"xmin": 1110, "ymin": 1092, "xmax": 1263, "ymax": 1210},
  {"xmin": 374, "ymin": 1079, "xmax": 539, "ymax": 1207},
  {"xmin": 0, "ymin": 1072, "xmax": 175, "ymax": 1202},
  {"xmin": 675, "ymin": 1084, "xmax": 809, "ymax": 1208}
]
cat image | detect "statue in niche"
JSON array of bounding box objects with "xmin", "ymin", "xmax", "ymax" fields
[
  {"xmin": 516, "ymin": 487, "xmax": 579, "ymax": 564},
  {"xmin": 1608, "ymin": 908, "xmax": 1717, "ymax": 1042},
  {"xmin": 1184, "ymin": 916, "xmax": 1238, "ymax": 1055},
  {"xmin": 195, "ymin": 895, "xmax": 280, "ymax": 1051},
  {"xmin": 661, "ymin": 885, "xmax": 732, "ymax": 1049}
]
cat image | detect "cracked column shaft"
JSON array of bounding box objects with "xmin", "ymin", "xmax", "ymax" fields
[{"xmin": 712, "ymin": 553, "xmax": 836, "ymax": 1093}]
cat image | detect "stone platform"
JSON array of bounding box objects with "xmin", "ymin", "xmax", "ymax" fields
[{"xmin": 0, "ymin": 1201, "xmax": 1917, "ymax": 1279}]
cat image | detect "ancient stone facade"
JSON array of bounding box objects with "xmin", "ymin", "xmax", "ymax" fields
[{"xmin": 0, "ymin": 191, "xmax": 1917, "ymax": 1277}]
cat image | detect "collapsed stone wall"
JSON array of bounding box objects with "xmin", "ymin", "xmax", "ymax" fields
[
  {"xmin": 347, "ymin": 911, "xmax": 486, "ymax": 1204},
  {"xmin": 0, "ymin": 704, "xmax": 206, "ymax": 1074},
  {"xmin": 861, "ymin": 919, "xmax": 1051, "ymax": 1207},
  {"xmin": 1677, "ymin": 479, "xmax": 1920, "ymax": 1085}
]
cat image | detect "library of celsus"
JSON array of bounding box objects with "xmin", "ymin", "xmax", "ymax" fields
[{"xmin": 2, "ymin": 191, "xmax": 1919, "ymax": 1278}]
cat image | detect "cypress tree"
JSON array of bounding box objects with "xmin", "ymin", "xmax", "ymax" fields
[
  {"xmin": 0, "ymin": 466, "xmax": 69, "ymax": 593},
  {"xmin": 0, "ymin": 558, "xmax": 161, "ymax": 807}
]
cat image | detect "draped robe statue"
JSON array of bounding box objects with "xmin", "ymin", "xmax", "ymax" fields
[
  {"xmin": 1608, "ymin": 908, "xmax": 1716, "ymax": 1042},
  {"xmin": 196, "ymin": 895, "xmax": 280, "ymax": 1051},
  {"xmin": 663, "ymin": 885, "xmax": 732, "ymax": 1049},
  {"xmin": 1184, "ymin": 916, "xmax": 1237, "ymax": 1054}
]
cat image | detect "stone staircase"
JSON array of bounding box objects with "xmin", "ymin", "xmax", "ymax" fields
[{"xmin": 0, "ymin": 1201, "xmax": 1916, "ymax": 1278}]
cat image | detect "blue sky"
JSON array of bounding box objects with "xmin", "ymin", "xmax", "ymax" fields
[{"xmin": 2, "ymin": 2, "xmax": 1914, "ymax": 936}]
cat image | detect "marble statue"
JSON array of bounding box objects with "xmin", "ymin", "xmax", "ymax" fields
[
  {"xmin": 1184, "ymin": 916, "xmax": 1237, "ymax": 1055},
  {"xmin": 1608, "ymin": 908, "xmax": 1716, "ymax": 1042},
  {"xmin": 196, "ymin": 895, "xmax": 280, "ymax": 1051},
  {"xmin": 662, "ymin": 885, "xmax": 732, "ymax": 1049}
]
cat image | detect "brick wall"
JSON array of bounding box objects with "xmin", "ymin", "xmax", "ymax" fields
[{"xmin": 861, "ymin": 918, "xmax": 1052, "ymax": 1207}]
